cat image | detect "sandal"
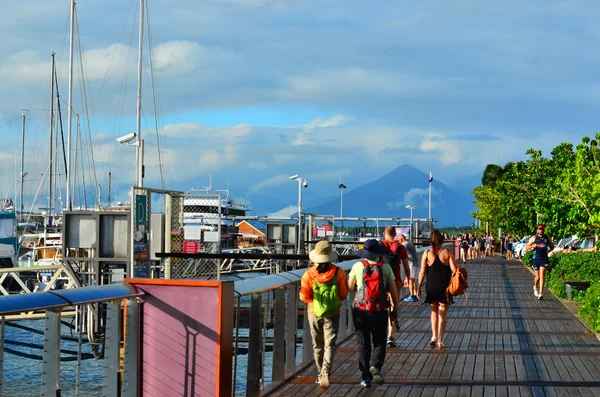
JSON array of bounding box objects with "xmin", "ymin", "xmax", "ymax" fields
[
  {"xmin": 430, "ymin": 337, "xmax": 437, "ymax": 346},
  {"xmin": 437, "ymin": 341, "xmax": 445, "ymax": 349}
]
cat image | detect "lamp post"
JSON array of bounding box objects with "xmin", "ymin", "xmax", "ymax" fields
[
  {"xmin": 406, "ymin": 205, "xmax": 418, "ymax": 242},
  {"xmin": 290, "ymin": 175, "xmax": 308, "ymax": 259},
  {"xmin": 338, "ymin": 181, "xmax": 346, "ymax": 239}
]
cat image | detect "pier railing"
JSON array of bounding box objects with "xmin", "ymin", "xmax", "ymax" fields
[{"xmin": 0, "ymin": 284, "xmax": 142, "ymax": 397}]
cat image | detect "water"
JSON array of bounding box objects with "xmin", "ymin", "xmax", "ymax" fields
[{"xmin": 2, "ymin": 319, "xmax": 103, "ymax": 397}]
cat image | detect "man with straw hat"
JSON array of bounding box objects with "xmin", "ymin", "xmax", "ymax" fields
[{"xmin": 300, "ymin": 241, "xmax": 348, "ymax": 388}]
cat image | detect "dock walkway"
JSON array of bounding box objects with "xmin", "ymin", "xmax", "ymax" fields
[{"xmin": 269, "ymin": 257, "xmax": 600, "ymax": 396}]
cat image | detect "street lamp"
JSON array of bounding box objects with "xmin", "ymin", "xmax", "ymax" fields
[
  {"xmin": 338, "ymin": 181, "xmax": 346, "ymax": 239},
  {"xmin": 290, "ymin": 175, "xmax": 308, "ymax": 258},
  {"xmin": 406, "ymin": 205, "xmax": 418, "ymax": 242}
]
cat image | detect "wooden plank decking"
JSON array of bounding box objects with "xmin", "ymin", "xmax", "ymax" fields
[{"xmin": 268, "ymin": 257, "xmax": 600, "ymax": 396}]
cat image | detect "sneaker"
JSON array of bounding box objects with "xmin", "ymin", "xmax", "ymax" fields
[
  {"xmin": 411, "ymin": 295, "xmax": 419, "ymax": 302},
  {"xmin": 403, "ymin": 295, "xmax": 413, "ymax": 302},
  {"xmin": 315, "ymin": 375, "xmax": 321, "ymax": 384},
  {"xmin": 538, "ymin": 293, "xmax": 543, "ymax": 300},
  {"xmin": 533, "ymin": 286, "xmax": 539, "ymax": 298},
  {"xmin": 369, "ymin": 366, "xmax": 384, "ymax": 385},
  {"xmin": 319, "ymin": 371, "xmax": 329, "ymax": 388},
  {"xmin": 387, "ymin": 337, "xmax": 397, "ymax": 348},
  {"xmin": 360, "ymin": 379, "xmax": 371, "ymax": 388}
]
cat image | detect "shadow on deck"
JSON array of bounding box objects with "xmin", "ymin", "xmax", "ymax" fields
[{"xmin": 267, "ymin": 256, "xmax": 600, "ymax": 396}]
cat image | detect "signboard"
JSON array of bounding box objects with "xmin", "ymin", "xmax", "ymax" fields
[
  {"xmin": 183, "ymin": 240, "xmax": 199, "ymax": 254},
  {"xmin": 133, "ymin": 262, "xmax": 149, "ymax": 278},
  {"xmin": 204, "ymin": 231, "xmax": 219, "ymax": 242},
  {"xmin": 395, "ymin": 227, "xmax": 411, "ymax": 238},
  {"xmin": 135, "ymin": 195, "xmax": 147, "ymax": 225},
  {"xmin": 184, "ymin": 225, "xmax": 202, "ymax": 240}
]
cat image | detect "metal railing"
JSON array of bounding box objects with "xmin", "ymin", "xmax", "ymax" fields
[
  {"xmin": 0, "ymin": 284, "xmax": 142, "ymax": 397},
  {"xmin": 231, "ymin": 243, "xmax": 453, "ymax": 396}
]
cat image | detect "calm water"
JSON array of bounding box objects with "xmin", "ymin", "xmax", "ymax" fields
[{"xmin": 3, "ymin": 320, "xmax": 103, "ymax": 396}]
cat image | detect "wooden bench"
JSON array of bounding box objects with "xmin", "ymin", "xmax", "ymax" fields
[{"xmin": 562, "ymin": 280, "xmax": 591, "ymax": 300}]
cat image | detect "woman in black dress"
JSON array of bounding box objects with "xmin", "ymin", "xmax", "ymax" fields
[{"xmin": 417, "ymin": 230, "xmax": 458, "ymax": 348}]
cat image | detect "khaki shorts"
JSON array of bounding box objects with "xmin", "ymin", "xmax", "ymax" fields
[{"xmin": 410, "ymin": 265, "xmax": 420, "ymax": 280}]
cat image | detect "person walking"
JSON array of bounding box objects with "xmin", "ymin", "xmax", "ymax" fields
[
  {"xmin": 417, "ymin": 230, "xmax": 458, "ymax": 349},
  {"xmin": 398, "ymin": 234, "xmax": 419, "ymax": 302},
  {"xmin": 504, "ymin": 234, "xmax": 513, "ymax": 260},
  {"xmin": 299, "ymin": 241, "xmax": 349, "ymax": 388},
  {"xmin": 526, "ymin": 224, "xmax": 554, "ymax": 300},
  {"xmin": 459, "ymin": 233, "xmax": 469, "ymax": 264},
  {"xmin": 479, "ymin": 235, "xmax": 487, "ymax": 259},
  {"xmin": 380, "ymin": 226, "xmax": 409, "ymax": 348},
  {"xmin": 349, "ymin": 239, "xmax": 399, "ymax": 387}
]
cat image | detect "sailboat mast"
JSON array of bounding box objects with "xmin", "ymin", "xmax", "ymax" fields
[
  {"xmin": 73, "ymin": 114, "xmax": 79, "ymax": 208},
  {"xmin": 20, "ymin": 109, "xmax": 27, "ymax": 220},
  {"xmin": 49, "ymin": 53, "xmax": 55, "ymax": 220},
  {"xmin": 135, "ymin": 0, "xmax": 145, "ymax": 188},
  {"xmin": 66, "ymin": 0, "xmax": 75, "ymax": 210}
]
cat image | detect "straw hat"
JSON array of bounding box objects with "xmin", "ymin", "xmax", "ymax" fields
[{"xmin": 309, "ymin": 241, "xmax": 338, "ymax": 264}]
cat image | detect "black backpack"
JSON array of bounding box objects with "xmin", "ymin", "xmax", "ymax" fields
[{"xmin": 380, "ymin": 241, "xmax": 400, "ymax": 269}]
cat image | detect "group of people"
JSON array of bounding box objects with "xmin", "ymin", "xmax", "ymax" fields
[
  {"xmin": 299, "ymin": 228, "xmax": 457, "ymax": 388},
  {"xmin": 458, "ymin": 233, "xmax": 498, "ymax": 263}
]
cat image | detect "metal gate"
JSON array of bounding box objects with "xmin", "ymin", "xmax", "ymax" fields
[{"xmin": 167, "ymin": 193, "xmax": 222, "ymax": 280}]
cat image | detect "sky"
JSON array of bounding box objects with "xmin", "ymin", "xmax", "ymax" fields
[{"xmin": 1, "ymin": 0, "xmax": 599, "ymax": 216}]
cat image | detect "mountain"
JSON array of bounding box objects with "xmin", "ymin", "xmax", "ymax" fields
[{"xmin": 303, "ymin": 165, "xmax": 474, "ymax": 227}]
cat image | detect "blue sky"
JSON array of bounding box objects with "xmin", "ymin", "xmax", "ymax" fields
[{"xmin": 1, "ymin": 0, "xmax": 599, "ymax": 216}]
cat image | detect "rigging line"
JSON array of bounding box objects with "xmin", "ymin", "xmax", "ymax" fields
[
  {"xmin": 54, "ymin": 66, "xmax": 68, "ymax": 181},
  {"xmin": 146, "ymin": 0, "xmax": 165, "ymax": 190},
  {"xmin": 75, "ymin": 7, "xmax": 101, "ymax": 207},
  {"xmin": 91, "ymin": 0, "xmax": 138, "ymax": 116}
]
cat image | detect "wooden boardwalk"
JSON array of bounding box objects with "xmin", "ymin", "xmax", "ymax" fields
[{"xmin": 269, "ymin": 258, "xmax": 600, "ymax": 396}]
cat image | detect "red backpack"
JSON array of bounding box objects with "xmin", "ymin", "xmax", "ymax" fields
[{"xmin": 354, "ymin": 260, "xmax": 389, "ymax": 312}]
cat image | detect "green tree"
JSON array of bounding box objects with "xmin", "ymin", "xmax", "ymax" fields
[
  {"xmin": 471, "ymin": 185, "xmax": 500, "ymax": 233},
  {"xmin": 481, "ymin": 164, "xmax": 504, "ymax": 187}
]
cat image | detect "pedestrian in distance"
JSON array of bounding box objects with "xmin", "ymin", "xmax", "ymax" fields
[
  {"xmin": 381, "ymin": 226, "xmax": 410, "ymax": 348},
  {"xmin": 479, "ymin": 235, "xmax": 487, "ymax": 259},
  {"xmin": 504, "ymin": 234, "xmax": 513, "ymax": 260},
  {"xmin": 459, "ymin": 233, "xmax": 469, "ymax": 265},
  {"xmin": 526, "ymin": 224, "xmax": 554, "ymax": 300},
  {"xmin": 417, "ymin": 230, "xmax": 458, "ymax": 349},
  {"xmin": 349, "ymin": 239, "xmax": 399, "ymax": 387},
  {"xmin": 398, "ymin": 233, "xmax": 420, "ymax": 303},
  {"xmin": 299, "ymin": 241, "xmax": 349, "ymax": 388}
]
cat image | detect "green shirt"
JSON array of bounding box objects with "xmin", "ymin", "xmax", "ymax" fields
[{"xmin": 349, "ymin": 259, "xmax": 395, "ymax": 291}]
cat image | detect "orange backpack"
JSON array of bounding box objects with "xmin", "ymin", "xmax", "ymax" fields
[{"xmin": 446, "ymin": 267, "xmax": 469, "ymax": 302}]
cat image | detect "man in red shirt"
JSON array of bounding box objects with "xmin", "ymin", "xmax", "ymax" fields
[{"xmin": 381, "ymin": 226, "xmax": 409, "ymax": 347}]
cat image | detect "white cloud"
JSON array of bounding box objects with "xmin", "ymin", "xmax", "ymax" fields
[
  {"xmin": 152, "ymin": 41, "xmax": 243, "ymax": 76},
  {"xmin": 249, "ymin": 174, "xmax": 289, "ymax": 193},
  {"xmin": 268, "ymin": 205, "xmax": 297, "ymax": 217},
  {"xmin": 420, "ymin": 138, "xmax": 462, "ymax": 165}
]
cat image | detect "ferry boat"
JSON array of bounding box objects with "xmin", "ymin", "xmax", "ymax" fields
[{"xmin": 183, "ymin": 188, "xmax": 251, "ymax": 249}]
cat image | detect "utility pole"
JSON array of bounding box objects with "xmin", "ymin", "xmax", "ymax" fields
[{"xmin": 135, "ymin": 0, "xmax": 145, "ymax": 187}]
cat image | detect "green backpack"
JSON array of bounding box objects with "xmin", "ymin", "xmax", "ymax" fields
[{"xmin": 312, "ymin": 268, "xmax": 342, "ymax": 318}]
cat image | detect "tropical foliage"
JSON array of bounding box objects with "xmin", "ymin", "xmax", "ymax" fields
[
  {"xmin": 471, "ymin": 134, "xmax": 600, "ymax": 240},
  {"xmin": 474, "ymin": 134, "xmax": 600, "ymax": 332}
]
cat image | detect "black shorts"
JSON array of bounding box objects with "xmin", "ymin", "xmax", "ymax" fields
[{"xmin": 532, "ymin": 259, "xmax": 548, "ymax": 271}]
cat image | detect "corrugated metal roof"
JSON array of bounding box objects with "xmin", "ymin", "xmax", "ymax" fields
[{"xmin": 237, "ymin": 220, "xmax": 266, "ymax": 232}]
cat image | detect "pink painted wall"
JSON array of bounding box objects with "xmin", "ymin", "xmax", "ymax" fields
[{"xmin": 136, "ymin": 284, "xmax": 221, "ymax": 397}]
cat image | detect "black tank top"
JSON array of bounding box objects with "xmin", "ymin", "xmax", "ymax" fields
[
  {"xmin": 424, "ymin": 250, "xmax": 453, "ymax": 305},
  {"xmin": 533, "ymin": 234, "xmax": 550, "ymax": 263}
]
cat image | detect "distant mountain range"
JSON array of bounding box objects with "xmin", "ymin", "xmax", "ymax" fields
[
  {"xmin": 246, "ymin": 164, "xmax": 475, "ymax": 227},
  {"xmin": 302, "ymin": 165, "xmax": 474, "ymax": 227}
]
